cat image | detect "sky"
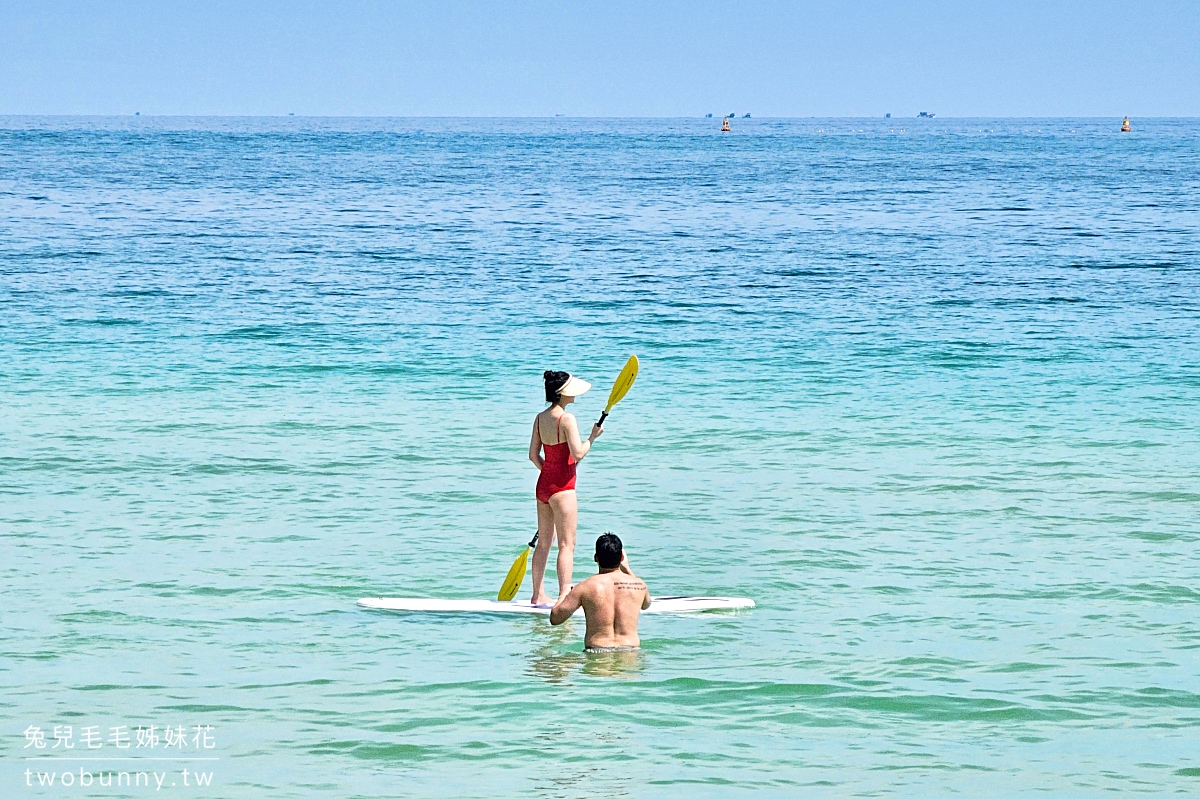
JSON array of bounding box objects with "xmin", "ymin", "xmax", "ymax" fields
[{"xmin": 1, "ymin": 0, "xmax": 1197, "ymax": 117}]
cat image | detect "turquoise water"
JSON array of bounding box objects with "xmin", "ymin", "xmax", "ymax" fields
[{"xmin": 2, "ymin": 117, "xmax": 1199, "ymax": 797}]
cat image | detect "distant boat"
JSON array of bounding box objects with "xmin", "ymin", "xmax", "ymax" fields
[
  {"xmin": 743, "ymin": 113, "xmax": 751, "ymax": 118},
  {"xmin": 706, "ymin": 113, "xmax": 713, "ymax": 118},
  {"xmin": 885, "ymin": 113, "xmax": 891, "ymax": 118},
  {"xmin": 918, "ymin": 111, "xmax": 936, "ymax": 118}
]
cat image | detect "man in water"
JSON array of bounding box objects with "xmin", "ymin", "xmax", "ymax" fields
[{"xmin": 550, "ymin": 533, "xmax": 650, "ymax": 651}]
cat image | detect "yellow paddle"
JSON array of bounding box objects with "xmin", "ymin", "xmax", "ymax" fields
[
  {"xmin": 497, "ymin": 356, "xmax": 640, "ymax": 601},
  {"xmin": 597, "ymin": 354, "xmax": 639, "ymax": 428},
  {"xmin": 497, "ymin": 532, "xmax": 538, "ymax": 601}
]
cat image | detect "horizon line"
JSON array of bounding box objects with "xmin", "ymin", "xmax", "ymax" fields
[{"xmin": 0, "ymin": 113, "xmax": 1184, "ymax": 120}]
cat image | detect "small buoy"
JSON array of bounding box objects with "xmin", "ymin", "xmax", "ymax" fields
[
  {"xmin": 1121, "ymin": 116, "xmax": 1131, "ymax": 132},
  {"xmin": 721, "ymin": 116, "xmax": 731, "ymax": 132}
]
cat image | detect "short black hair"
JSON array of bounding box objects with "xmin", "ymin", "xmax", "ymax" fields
[
  {"xmin": 544, "ymin": 370, "xmax": 569, "ymax": 402},
  {"xmin": 595, "ymin": 533, "xmax": 623, "ymax": 569}
]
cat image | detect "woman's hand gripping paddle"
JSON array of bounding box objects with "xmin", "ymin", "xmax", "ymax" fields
[
  {"xmin": 597, "ymin": 355, "xmax": 639, "ymax": 428},
  {"xmin": 498, "ymin": 532, "xmax": 538, "ymax": 601}
]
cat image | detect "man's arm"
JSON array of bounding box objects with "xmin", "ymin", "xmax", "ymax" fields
[
  {"xmin": 620, "ymin": 552, "xmax": 651, "ymax": 610},
  {"xmin": 549, "ymin": 585, "xmax": 583, "ymax": 625}
]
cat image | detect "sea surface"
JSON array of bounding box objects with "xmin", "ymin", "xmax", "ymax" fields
[{"xmin": 2, "ymin": 116, "xmax": 1199, "ymax": 797}]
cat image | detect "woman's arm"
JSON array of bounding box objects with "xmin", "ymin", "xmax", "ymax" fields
[
  {"xmin": 563, "ymin": 413, "xmax": 602, "ymax": 461},
  {"xmin": 529, "ymin": 418, "xmax": 544, "ymax": 469}
]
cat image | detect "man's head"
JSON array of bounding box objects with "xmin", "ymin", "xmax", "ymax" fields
[{"xmin": 594, "ymin": 533, "xmax": 623, "ymax": 570}]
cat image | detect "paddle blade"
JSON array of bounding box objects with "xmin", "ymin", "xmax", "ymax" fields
[
  {"xmin": 604, "ymin": 355, "xmax": 639, "ymax": 413},
  {"xmin": 497, "ymin": 547, "xmax": 530, "ymax": 601}
]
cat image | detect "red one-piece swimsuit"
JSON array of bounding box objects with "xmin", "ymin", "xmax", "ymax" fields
[{"xmin": 536, "ymin": 413, "xmax": 577, "ymax": 503}]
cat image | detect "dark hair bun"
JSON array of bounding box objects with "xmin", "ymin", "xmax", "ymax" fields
[{"xmin": 543, "ymin": 370, "xmax": 570, "ymax": 402}]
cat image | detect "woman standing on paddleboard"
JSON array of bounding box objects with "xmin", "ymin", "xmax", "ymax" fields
[{"xmin": 528, "ymin": 370, "xmax": 603, "ymax": 606}]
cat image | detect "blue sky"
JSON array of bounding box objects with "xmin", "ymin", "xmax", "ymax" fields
[{"xmin": 1, "ymin": 0, "xmax": 1196, "ymax": 117}]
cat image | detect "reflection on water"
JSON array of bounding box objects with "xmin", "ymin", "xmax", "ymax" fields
[
  {"xmin": 525, "ymin": 619, "xmax": 645, "ymax": 681},
  {"xmin": 526, "ymin": 617, "xmax": 583, "ymax": 683}
]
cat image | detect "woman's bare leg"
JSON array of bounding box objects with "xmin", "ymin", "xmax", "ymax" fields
[
  {"xmin": 530, "ymin": 501, "xmax": 556, "ymax": 605},
  {"xmin": 548, "ymin": 490, "xmax": 578, "ymax": 599}
]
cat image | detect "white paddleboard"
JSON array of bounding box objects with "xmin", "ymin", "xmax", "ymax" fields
[{"xmin": 357, "ymin": 596, "xmax": 754, "ymax": 615}]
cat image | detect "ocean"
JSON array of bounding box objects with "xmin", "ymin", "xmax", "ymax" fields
[{"xmin": 2, "ymin": 116, "xmax": 1198, "ymax": 797}]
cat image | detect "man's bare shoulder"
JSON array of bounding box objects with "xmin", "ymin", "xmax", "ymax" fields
[
  {"xmin": 574, "ymin": 574, "xmax": 607, "ymax": 595},
  {"xmin": 576, "ymin": 571, "xmax": 647, "ymax": 598},
  {"xmin": 611, "ymin": 574, "xmax": 647, "ymax": 592}
]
